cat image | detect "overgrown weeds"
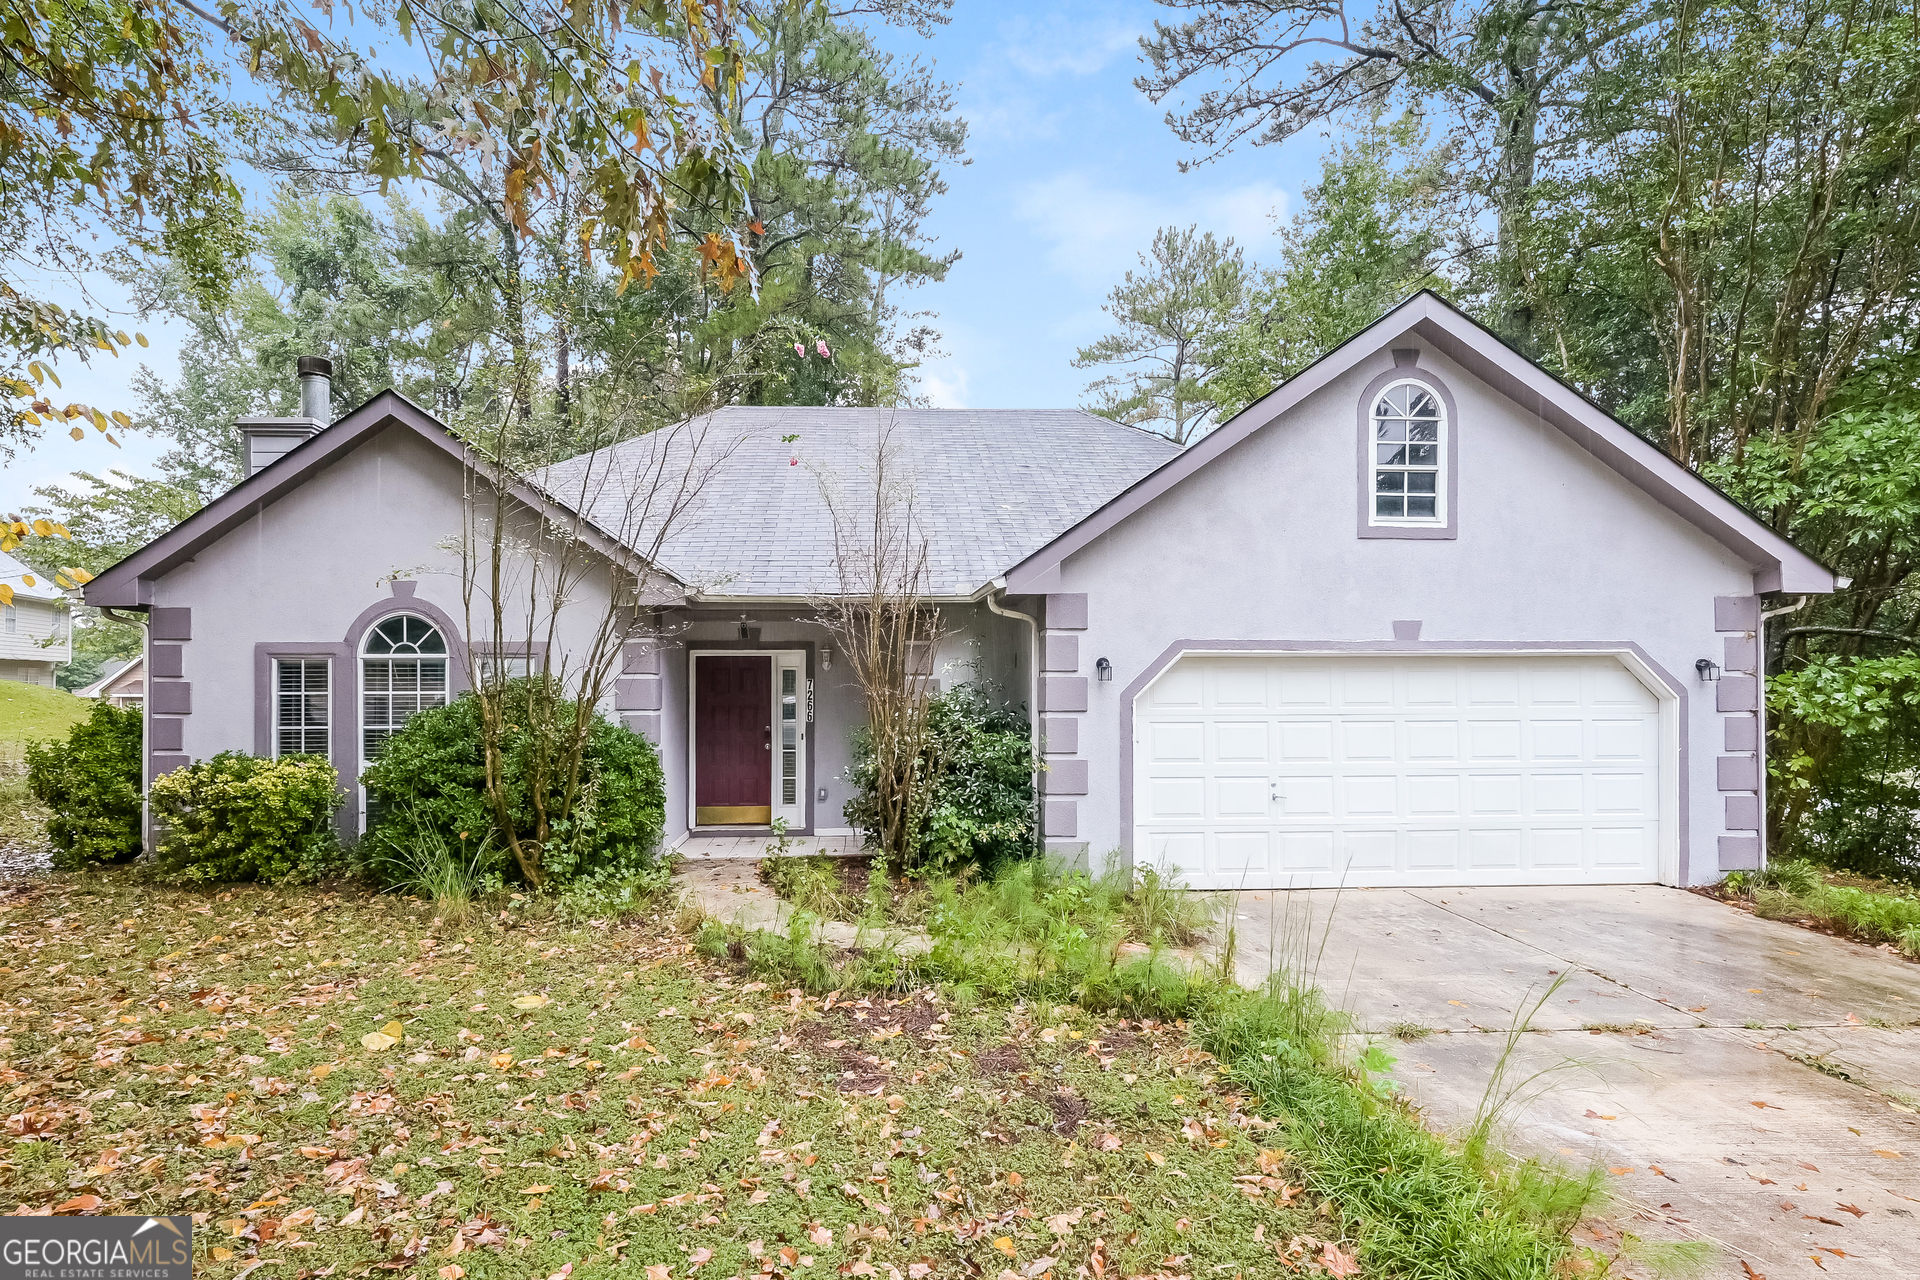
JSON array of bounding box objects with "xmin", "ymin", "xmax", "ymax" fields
[
  {"xmin": 1719, "ymin": 858, "xmax": 1920, "ymax": 956},
  {"xmin": 717, "ymin": 857, "xmax": 1613, "ymax": 1277},
  {"xmin": 363, "ymin": 812, "xmax": 502, "ymax": 921}
]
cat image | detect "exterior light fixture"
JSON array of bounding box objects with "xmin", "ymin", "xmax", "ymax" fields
[
  {"xmin": 1095, "ymin": 657, "xmax": 1113, "ymax": 682},
  {"xmin": 821, "ymin": 647, "xmax": 833, "ymax": 671},
  {"xmin": 1695, "ymin": 658, "xmax": 1721, "ymax": 683}
]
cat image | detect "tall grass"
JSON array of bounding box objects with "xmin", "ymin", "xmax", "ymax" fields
[
  {"xmin": 1727, "ymin": 858, "xmax": 1920, "ymax": 956},
  {"xmin": 702, "ymin": 857, "xmax": 1612, "ymax": 1277},
  {"xmin": 363, "ymin": 817, "xmax": 500, "ymax": 922}
]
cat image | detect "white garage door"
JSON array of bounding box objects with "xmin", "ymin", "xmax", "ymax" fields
[{"xmin": 1134, "ymin": 654, "xmax": 1668, "ymax": 889}]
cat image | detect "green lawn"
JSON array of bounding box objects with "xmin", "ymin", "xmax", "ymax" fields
[
  {"xmin": 0, "ymin": 681, "xmax": 89, "ymax": 765},
  {"xmin": 0, "ymin": 873, "xmax": 1345, "ymax": 1280}
]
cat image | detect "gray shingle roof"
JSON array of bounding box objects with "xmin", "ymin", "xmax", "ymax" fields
[{"xmin": 535, "ymin": 407, "xmax": 1180, "ymax": 597}]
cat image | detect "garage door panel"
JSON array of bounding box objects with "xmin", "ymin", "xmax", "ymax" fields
[
  {"xmin": 1592, "ymin": 827, "xmax": 1653, "ymax": 869},
  {"xmin": 1531, "ymin": 719, "xmax": 1584, "ymax": 760},
  {"xmin": 1343, "ymin": 775, "xmax": 1397, "ymax": 817},
  {"xmin": 1278, "ymin": 830, "xmax": 1334, "ymax": 872},
  {"xmin": 1590, "ymin": 664, "xmax": 1656, "ymax": 707},
  {"xmin": 1216, "ymin": 776, "xmax": 1271, "ymax": 819},
  {"xmin": 1468, "ymin": 773, "xmax": 1523, "ymax": 815},
  {"xmin": 1466, "ymin": 667, "xmax": 1520, "ymax": 705},
  {"xmin": 1531, "ymin": 828, "xmax": 1585, "ymax": 869},
  {"xmin": 1214, "ymin": 721, "xmax": 1270, "ymax": 761},
  {"xmin": 1466, "ymin": 719, "xmax": 1522, "ymax": 760},
  {"xmin": 1153, "ymin": 667, "xmax": 1204, "ymax": 707},
  {"xmin": 1529, "ymin": 773, "xmax": 1585, "ymax": 815},
  {"xmin": 1215, "ymin": 831, "xmax": 1271, "ymax": 873},
  {"xmin": 1341, "ymin": 721, "xmax": 1396, "ymax": 760},
  {"xmin": 1150, "ymin": 721, "xmax": 1205, "ymax": 762},
  {"xmin": 1593, "ymin": 771, "xmax": 1651, "ymax": 814},
  {"xmin": 1278, "ymin": 667, "xmax": 1332, "ymax": 707},
  {"xmin": 1213, "ymin": 665, "xmax": 1269, "ymax": 708},
  {"xmin": 1280, "ymin": 721, "xmax": 1333, "ymax": 760},
  {"xmin": 1527, "ymin": 664, "xmax": 1584, "ymax": 706},
  {"xmin": 1593, "ymin": 718, "xmax": 1650, "ymax": 760},
  {"xmin": 1149, "ymin": 778, "xmax": 1205, "ymax": 819},
  {"xmin": 1340, "ymin": 665, "xmax": 1395, "ymax": 706},
  {"xmin": 1406, "ymin": 666, "xmax": 1457, "ymax": 706},
  {"xmin": 1407, "ymin": 829, "xmax": 1462, "ymax": 870},
  {"xmin": 1407, "ymin": 774, "xmax": 1461, "ymax": 815},
  {"xmin": 1405, "ymin": 720, "xmax": 1458, "ymax": 760},
  {"xmin": 1343, "ymin": 830, "xmax": 1397, "ymax": 871},
  {"xmin": 1278, "ymin": 775, "xmax": 1334, "ymax": 816},
  {"xmin": 1468, "ymin": 827, "xmax": 1524, "ymax": 868},
  {"xmin": 1137, "ymin": 654, "xmax": 1668, "ymax": 889}
]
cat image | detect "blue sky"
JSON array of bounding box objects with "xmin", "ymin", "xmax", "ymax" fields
[
  {"xmin": 3, "ymin": 0, "xmax": 1332, "ymax": 503},
  {"xmin": 876, "ymin": 1, "xmax": 1326, "ymax": 409}
]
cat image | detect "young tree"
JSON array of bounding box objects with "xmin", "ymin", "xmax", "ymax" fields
[
  {"xmin": 453, "ymin": 372, "xmax": 741, "ymax": 889},
  {"xmin": 1073, "ymin": 225, "xmax": 1249, "ymax": 445},
  {"xmin": 1135, "ymin": 0, "xmax": 1663, "ymax": 345},
  {"xmin": 1209, "ymin": 114, "xmax": 1458, "ymax": 416},
  {"xmin": 813, "ymin": 418, "xmax": 948, "ymax": 871}
]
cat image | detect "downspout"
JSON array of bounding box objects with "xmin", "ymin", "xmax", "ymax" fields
[{"xmin": 985, "ymin": 582, "xmax": 1042, "ymax": 827}]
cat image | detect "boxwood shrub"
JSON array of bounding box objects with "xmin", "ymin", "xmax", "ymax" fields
[
  {"xmin": 361, "ymin": 679, "xmax": 666, "ymax": 889},
  {"xmin": 845, "ymin": 682, "xmax": 1036, "ymax": 873},
  {"xmin": 25, "ymin": 700, "xmax": 144, "ymax": 869},
  {"xmin": 148, "ymin": 752, "xmax": 342, "ymax": 882}
]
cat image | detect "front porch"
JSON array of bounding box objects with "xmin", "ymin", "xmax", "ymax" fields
[{"xmin": 673, "ymin": 831, "xmax": 864, "ymax": 860}]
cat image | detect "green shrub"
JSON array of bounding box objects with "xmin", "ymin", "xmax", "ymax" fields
[
  {"xmin": 361, "ymin": 679, "xmax": 666, "ymax": 889},
  {"xmin": 844, "ymin": 682, "xmax": 1035, "ymax": 873},
  {"xmin": 149, "ymin": 752, "xmax": 342, "ymax": 883},
  {"xmin": 24, "ymin": 700, "xmax": 143, "ymax": 869}
]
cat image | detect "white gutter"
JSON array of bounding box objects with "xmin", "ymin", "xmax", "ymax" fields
[{"xmin": 984, "ymin": 580, "xmax": 1043, "ymax": 821}]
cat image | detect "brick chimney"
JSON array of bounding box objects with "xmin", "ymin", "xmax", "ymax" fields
[{"xmin": 236, "ymin": 356, "xmax": 332, "ymax": 478}]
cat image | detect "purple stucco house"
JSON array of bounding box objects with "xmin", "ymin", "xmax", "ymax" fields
[{"xmin": 86, "ymin": 294, "xmax": 1836, "ymax": 887}]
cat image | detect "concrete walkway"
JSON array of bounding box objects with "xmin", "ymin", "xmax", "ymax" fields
[{"xmin": 1225, "ymin": 885, "xmax": 1920, "ymax": 1276}]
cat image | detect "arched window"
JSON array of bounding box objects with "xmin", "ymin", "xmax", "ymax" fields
[
  {"xmin": 360, "ymin": 614, "xmax": 448, "ymax": 759},
  {"xmin": 1370, "ymin": 379, "xmax": 1446, "ymax": 525}
]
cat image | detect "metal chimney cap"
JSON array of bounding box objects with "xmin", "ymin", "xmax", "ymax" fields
[{"xmin": 296, "ymin": 355, "xmax": 333, "ymax": 378}]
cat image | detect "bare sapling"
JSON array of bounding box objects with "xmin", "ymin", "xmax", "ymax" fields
[
  {"xmin": 456, "ymin": 379, "xmax": 735, "ymax": 888},
  {"xmin": 815, "ymin": 417, "xmax": 948, "ymax": 874}
]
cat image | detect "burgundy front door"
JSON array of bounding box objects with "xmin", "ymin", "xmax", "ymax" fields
[{"xmin": 695, "ymin": 655, "xmax": 772, "ymax": 824}]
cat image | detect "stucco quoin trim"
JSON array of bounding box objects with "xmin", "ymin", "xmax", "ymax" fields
[
  {"xmin": 1116, "ymin": 639, "xmax": 1693, "ymax": 887},
  {"xmin": 1355, "ymin": 362, "xmax": 1460, "ymax": 541}
]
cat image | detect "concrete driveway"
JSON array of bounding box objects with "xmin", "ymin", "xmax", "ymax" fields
[{"xmin": 1227, "ymin": 885, "xmax": 1920, "ymax": 1277}]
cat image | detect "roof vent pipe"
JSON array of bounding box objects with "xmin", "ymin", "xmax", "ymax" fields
[{"xmin": 297, "ymin": 355, "xmax": 333, "ymax": 423}]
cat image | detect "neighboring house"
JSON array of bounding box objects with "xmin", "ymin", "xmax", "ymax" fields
[
  {"xmin": 0, "ymin": 551, "xmax": 71, "ymax": 687},
  {"xmin": 78, "ymin": 656, "xmax": 145, "ymax": 708},
  {"xmin": 84, "ymin": 295, "xmax": 1838, "ymax": 888}
]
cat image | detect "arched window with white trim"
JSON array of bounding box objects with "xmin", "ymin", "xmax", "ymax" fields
[
  {"xmin": 1369, "ymin": 379, "xmax": 1446, "ymax": 525},
  {"xmin": 360, "ymin": 614, "xmax": 448, "ymax": 759}
]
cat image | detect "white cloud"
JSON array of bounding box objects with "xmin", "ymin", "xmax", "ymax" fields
[
  {"xmin": 1011, "ymin": 169, "xmax": 1290, "ymax": 290},
  {"xmin": 919, "ymin": 365, "xmax": 971, "ymax": 408},
  {"xmin": 996, "ymin": 12, "xmax": 1143, "ymax": 79}
]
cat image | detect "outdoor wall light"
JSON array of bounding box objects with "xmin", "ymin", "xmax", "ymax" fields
[
  {"xmin": 821, "ymin": 647, "xmax": 833, "ymax": 671},
  {"xmin": 1095, "ymin": 657, "xmax": 1113, "ymax": 682},
  {"xmin": 1695, "ymin": 658, "xmax": 1721, "ymax": 683}
]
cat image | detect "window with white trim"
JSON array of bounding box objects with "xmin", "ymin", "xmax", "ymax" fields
[
  {"xmin": 361, "ymin": 614, "xmax": 448, "ymax": 760},
  {"xmin": 274, "ymin": 658, "xmax": 330, "ymax": 757},
  {"xmin": 1370, "ymin": 379, "xmax": 1446, "ymax": 524}
]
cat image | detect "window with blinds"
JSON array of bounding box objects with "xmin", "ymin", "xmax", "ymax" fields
[
  {"xmin": 361, "ymin": 614, "xmax": 449, "ymax": 759},
  {"xmin": 275, "ymin": 658, "xmax": 331, "ymax": 757}
]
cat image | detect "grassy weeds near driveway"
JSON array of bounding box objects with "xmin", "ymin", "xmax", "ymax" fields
[
  {"xmin": 716, "ymin": 863, "xmax": 1619, "ymax": 1280},
  {"xmin": 1709, "ymin": 858, "xmax": 1920, "ymax": 959},
  {"xmin": 0, "ymin": 871, "xmax": 1353, "ymax": 1280}
]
